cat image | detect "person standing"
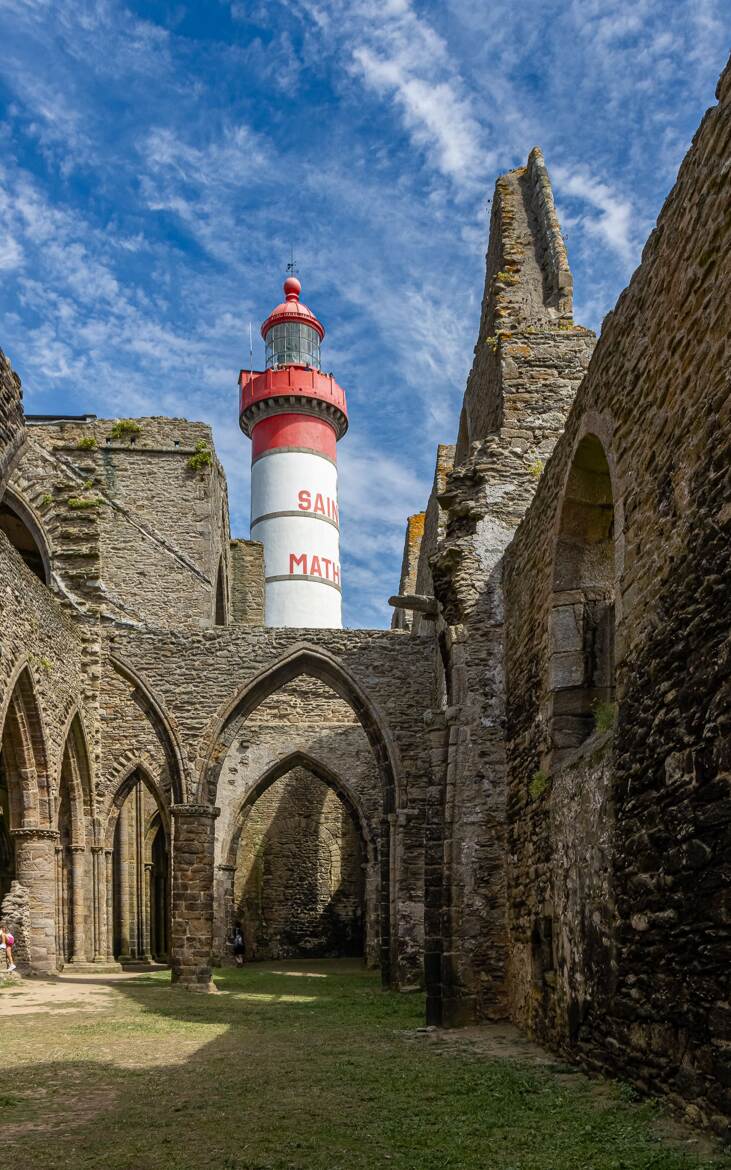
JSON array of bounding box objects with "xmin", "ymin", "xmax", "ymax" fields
[{"xmin": 0, "ymin": 923, "xmax": 16, "ymax": 972}]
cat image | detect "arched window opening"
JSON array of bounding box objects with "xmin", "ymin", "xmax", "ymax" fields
[
  {"xmin": 112, "ymin": 772, "xmax": 170, "ymax": 965},
  {"xmin": 233, "ymin": 765, "xmax": 364, "ymax": 961},
  {"xmin": 550, "ymin": 435, "xmax": 616, "ymax": 756},
  {"xmin": 0, "ymin": 494, "xmax": 50, "ymax": 584},
  {"xmin": 214, "ymin": 557, "xmax": 226, "ymax": 626}
]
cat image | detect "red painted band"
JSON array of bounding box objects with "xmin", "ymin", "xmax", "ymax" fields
[{"xmin": 251, "ymin": 413, "xmax": 337, "ymax": 461}]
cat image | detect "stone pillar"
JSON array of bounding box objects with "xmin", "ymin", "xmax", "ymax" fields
[
  {"xmin": 105, "ymin": 849, "xmax": 114, "ymax": 962},
  {"xmin": 68, "ymin": 845, "xmax": 87, "ymax": 963},
  {"xmin": 170, "ymin": 804, "xmax": 219, "ymax": 991},
  {"xmin": 55, "ymin": 845, "xmax": 65, "ymax": 966},
  {"xmin": 11, "ymin": 827, "xmax": 58, "ymax": 973},
  {"xmin": 91, "ymin": 846, "xmax": 106, "ymax": 962},
  {"xmin": 215, "ymin": 863, "xmax": 236, "ymax": 965},
  {"xmin": 117, "ymin": 801, "xmax": 132, "ymax": 960},
  {"xmin": 144, "ymin": 863, "xmax": 153, "ymax": 961}
]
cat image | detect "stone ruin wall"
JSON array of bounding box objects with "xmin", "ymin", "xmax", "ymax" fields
[
  {"xmin": 13, "ymin": 417, "xmax": 242, "ymax": 628},
  {"xmin": 502, "ymin": 61, "xmax": 731, "ymax": 1136},
  {"xmin": 411, "ymin": 145, "xmax": 595, "ymax": 1027},
  {"xmin": 234, "ymin": 766, "xmax": 364, "ymax": 961}
]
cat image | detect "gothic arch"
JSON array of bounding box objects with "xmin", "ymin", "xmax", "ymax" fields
[
  {"xmin": 57, "ymin": 712, "xmax": 92, "ymax": 848},
  {"xmin": 201, "ymin": 643, "xmax": 402, "ymax": 983},
  {"xmin": 103, "ymin": 759, "xmax": 171, "ymax": 850},
  {"xmin": 0, "ymin": 663, "xmax": 51, "ymax": 829},
  {"xmin": 199, "ymin": 643, "xmax": 401, "ymax": 813},
  {"xmin": 223, "ymin": 749, "xmax": 373, "ymax": 869},
  {"xmin": 109, "ymin": 654, "xmax": 186, "ymax": 806},
  {"xmin": 0, "ymin": 487, "xmax": 52, "ymax": 585}
]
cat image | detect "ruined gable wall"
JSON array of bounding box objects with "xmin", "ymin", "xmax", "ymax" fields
[
  {"xmin": 26, "ymin": 418, "xmax": 234, "ymax": 628},
  {"xmin": 424, "ymin": 149, "xmax": 594, "ymax": 1027},
  {"xmin": 390, "ymin": 512, "xmax": 425, "ymax": 631},
  {"xmin": 0, "ymin": 350, "xmax": 25, "ymax": 497},
  {"xmin": 503, "ymin": 61, "xmax": 731, "ymax": 1134}
]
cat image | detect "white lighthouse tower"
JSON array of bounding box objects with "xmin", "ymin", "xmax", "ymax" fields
[{"xmin": 239, "ymin": 275, "xmax": 348, "ymax": 628}]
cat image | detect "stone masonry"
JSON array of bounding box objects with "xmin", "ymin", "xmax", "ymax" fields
[{"xmin": 0, "ymin": 55, "xmax": 728, "ymax": 1140}]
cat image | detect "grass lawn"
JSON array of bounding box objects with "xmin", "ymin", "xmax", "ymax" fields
[{"xmin": 1, "ymin": 959, "xmax": 728, "ymax": 1170}]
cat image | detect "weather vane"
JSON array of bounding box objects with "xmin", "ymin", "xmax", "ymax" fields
[{"xmin": 286, "ymin": 245, "xmax": 298, "ymax": 277}]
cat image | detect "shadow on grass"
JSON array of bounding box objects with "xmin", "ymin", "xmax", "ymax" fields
[{"xmin": 4, "ymin": 960, "xmax": 730, "ymax": 1170}]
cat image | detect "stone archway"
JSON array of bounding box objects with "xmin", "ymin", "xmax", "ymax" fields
[
  {"xmin": 217, "ymin": 750, "xmax": 377, "ymax": 968},
  {"xmin": 0, "ymin": 664, "xmax": 55, "ymax": 972},
  {"xmin": 172, "ymin": 645, "xmax": 403, "ymax": 991},
  {"xmin": 105, "ymin": 766, "xmax": 171, "ymax": 966},
  {"xmin": 55, "ymin": 714, "xmax": 93, "ymax": 967}
]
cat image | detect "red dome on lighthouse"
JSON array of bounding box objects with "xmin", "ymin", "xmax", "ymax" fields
[{"xmin": 261, "ymin": 276, "xmax": 325, "ymax": 341}]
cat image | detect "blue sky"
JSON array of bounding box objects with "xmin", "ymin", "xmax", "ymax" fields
[{"xmin": 0, "ymin": 1, "xmax": 728, "ymax": 626}]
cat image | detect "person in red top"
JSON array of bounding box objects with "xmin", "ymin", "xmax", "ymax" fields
[{"xmin": 0, "ymin": 923, "xmax": 16, "ymax": 972}]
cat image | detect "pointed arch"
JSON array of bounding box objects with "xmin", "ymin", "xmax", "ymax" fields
[
  {"xmin": 103, "ymin": 760, "xmax": 171, "ymax": 850},
  {"xmin": 199, "ymin": 643, "xmax": 400, "ymax": 813},
  {"xmin": 109, "ymin": 654, "xmax": 186, "ymax": 805},
  {"xmin": 223, "ymin": 749, "xmax": 373, "ymax": 868},
  {"xmin": 0, "ymin": 487, "xmax": 52, "ymax": 585},
  {"xmin": 0, "ymin": 664, "xmax": 51, "ymax": 829},
  {"xmin": 57, "ymin": 712, "xmax": 92, "ymax": 848}
]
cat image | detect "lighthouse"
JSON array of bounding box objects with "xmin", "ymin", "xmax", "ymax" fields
[{"xmin": 239, "ymin": 276, "xmax": 348, "ymax": 628}]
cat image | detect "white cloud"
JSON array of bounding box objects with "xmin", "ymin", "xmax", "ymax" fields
[{"xmin": 553, "ymin": 166, "xmax": 639, "ymax": 270}]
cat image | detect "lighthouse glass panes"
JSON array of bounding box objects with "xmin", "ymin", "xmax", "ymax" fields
[{"xmin": 265, "ymin": 322, "xmax": 321, "ymax": 370}]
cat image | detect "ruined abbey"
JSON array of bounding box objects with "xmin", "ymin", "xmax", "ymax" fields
[{"xmin": 0, "ymin": 58, "xmax": 728, "ymax": 1139}]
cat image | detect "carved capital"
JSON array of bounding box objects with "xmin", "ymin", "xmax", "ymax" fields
[
  {"xmin": 11, "ymin": 827, "xmax": 60, "ymax": 841},
  {"xmin": 170, "ymin": 804, "xmax": 220, "ymax": 820}
]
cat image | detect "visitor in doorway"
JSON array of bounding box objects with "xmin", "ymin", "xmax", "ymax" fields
[
  {"xmin": 0, "ymin": 923, "xmax": 16, "ymax": 972},
  {"xmin": 232, "ymin": 924, "xmax": 245, "ymax": 968}
]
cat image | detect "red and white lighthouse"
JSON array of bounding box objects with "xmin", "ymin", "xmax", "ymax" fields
[{"xmin": 239, "ymin": 276, "xmax": 348, "ymax": 628}]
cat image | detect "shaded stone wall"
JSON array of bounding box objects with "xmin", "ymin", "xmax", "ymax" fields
[
  {"xmin": 391, "ymin": 512, "xmax": 425, "ymax": 631},
  {"xmin": 230, "ymin": 539, "xmax": 265, "ymax": 624},
  {"xmin": 235, "ymin": 766, "xmax": 363, "ymax": 959},
  {"xmin": 420, "ymin": 147, "xmax": 595, "ymax": 1026},
  {"xmin": 503, "ymin": 62, "xmax": 731, "ymax": 1135}
]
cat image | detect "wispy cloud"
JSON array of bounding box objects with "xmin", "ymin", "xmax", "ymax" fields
[{"xmin": 0, "ymin": 0, "xmax": 728, "ymax": 626}]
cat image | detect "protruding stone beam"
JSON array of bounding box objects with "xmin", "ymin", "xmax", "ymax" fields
[
  {"xmin": 170, "ymin": 804, "xmax": 220, "ymax": 992},
  {"xmin": 387, "ymin": 593, "xmax": 439, "ymax": 620}
]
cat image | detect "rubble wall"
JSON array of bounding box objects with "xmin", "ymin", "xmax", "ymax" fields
[{"xmin": 503, "ymin": 62, "xmax": 731, "ymax": 1135}]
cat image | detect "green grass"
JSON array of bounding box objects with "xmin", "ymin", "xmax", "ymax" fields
[{"xmin": 3, "ymin": 960, "xmax": 728, "ymax": 1170}]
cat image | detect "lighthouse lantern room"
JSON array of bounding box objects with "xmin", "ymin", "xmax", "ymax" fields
[{"xmin": 239, "ymin": 276, "xmax": 348, "ymax": 628}]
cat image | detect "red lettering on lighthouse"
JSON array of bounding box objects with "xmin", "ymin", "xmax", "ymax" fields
[
  {"xmin": 297, "ymin": 489, "xmax": 311, "ymax": 511},
  {"xmin": 322, "ymin": 557, "xmax": 332, "ymax": 579},
  {"xmin": 289, "ymin": 553, "xmax": 308, "ymax": 574},
  {"xmin": 333, "ymin": 563, "xmax": 340, "ymax": 586},
  {"xmin": 313, "ymin": 493, "xmax": 325, "ymax": 515},
  {"xmin": 310, "ymin": 555, "xmax": 322, "ymax": 577}
]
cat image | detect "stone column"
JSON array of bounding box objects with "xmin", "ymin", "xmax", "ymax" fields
[
  {"xmin": 69, "ymin": 845, "xmax": 87, "ymax": 963},
  {"xmin": 105, "ymin": 849, "xmax": 114, "ymax": 962},
  {"xmin": 143, "ymin": 863, "xmax": 153, "ymax": 961},
  {"xmin": 55, "ymin": 845, "xmax": 65, "ymax": 966},
  {"xmin": 215, "ymin": 863, "xmax": 236, "ymax": 966},
  {"xmin": 11, "ymin": 827, "xmax": 59, "ymax": 973},
  {"xmin": 170, "ymin": 804, "xmax": 219, "ymax": 991},
  {"xmin": 91, "ymin": 846, "xmax": 106, "ymax": 962},
  {"xmin": 117, "ymin": 801, "xmax": 132, "ymax": 960}
]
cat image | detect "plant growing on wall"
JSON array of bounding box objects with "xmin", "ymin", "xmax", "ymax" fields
[
  {"xmin": 592, "ymin": 700, "xmax": 617, "ymax": 733},
  {"xmin": 67, "ymin": 496, "xmax": 102, "ymax": 510},
  {"xmin": 108, "ymin": 419, "xmax": 142, "ymax": 440},
  {"xmin": 187, "ymin": 440, "xmax": 213, "ymax": 472},
  {"xmin": 529, "ymin": 770, "xmax": 550, "ymax": 800},
  {"xmin": 77, "ymin": 436, "xmax": 97, "ymax": 450}
]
